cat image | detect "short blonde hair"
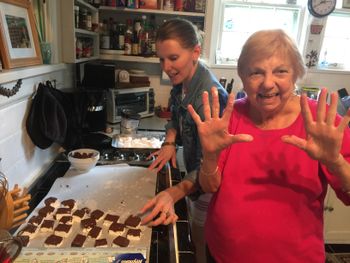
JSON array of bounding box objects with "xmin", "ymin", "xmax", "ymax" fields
[{"xmin": 237, "ymin": 29, "xmax": 305, "ymax": 82}]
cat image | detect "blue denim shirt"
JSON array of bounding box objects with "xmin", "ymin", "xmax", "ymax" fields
[{"xmin": 165, "ymin": 61, "xmax": 228, "ymax": 187}]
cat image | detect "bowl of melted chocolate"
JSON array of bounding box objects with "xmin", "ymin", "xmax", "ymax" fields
[{"xmin": 68, "ymin": 148, "xmax": 100, "ymax": 172}]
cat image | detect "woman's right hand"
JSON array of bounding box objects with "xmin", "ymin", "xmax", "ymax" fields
[
  {"xmin": 139, "ymin": 190, "xmax": 178, "ymax": 226},
  {"xmin": 147, "ymin": 145, "xmax": 177, "ymax": 172},
  {"xmin": 187, "ymin": 87, "xmax": 253, "ymax": 158}
]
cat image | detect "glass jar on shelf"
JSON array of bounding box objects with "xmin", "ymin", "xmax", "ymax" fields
[{"xmin": 76, "ymin": 37, "xmax": 83, "ymax": 59}]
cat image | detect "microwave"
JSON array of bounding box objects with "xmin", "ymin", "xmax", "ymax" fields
[{"xmin": 107, "ymin": 87, "xmax": 155, "ymax": 123}]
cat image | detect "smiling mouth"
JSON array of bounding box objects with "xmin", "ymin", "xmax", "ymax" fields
[
  {"xmin": 258, "ymin": 93, "xmax": 279, "ymax": 98},
  {"xmin": 169, "ymin": 72, "xmax": 178, "ymax": 78}
]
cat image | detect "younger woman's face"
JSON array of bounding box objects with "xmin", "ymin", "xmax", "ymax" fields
[{"xmin": 156, "ymin": 39, "xmax": 200, "ymax": 86}]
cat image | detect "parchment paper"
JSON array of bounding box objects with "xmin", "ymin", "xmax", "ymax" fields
[{"xmin": 17, "ymin": 164, "xmax": 157, "ymax": 258}]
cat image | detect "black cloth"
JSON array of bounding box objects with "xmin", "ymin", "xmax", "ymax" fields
[
  {"xmin": 26, "ymin": 83, "xmax": 56, "ymax": 149},
  {"xmin": 26, "ymin": 81, "xmax": 85, "ymax": 151}
]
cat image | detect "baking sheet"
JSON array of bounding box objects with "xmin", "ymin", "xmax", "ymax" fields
[
  {"xmin": 16, "ymin": 164, "xmax": 157, "ymax": 259},
  {"xmin": 112, "ymin": 134, "xmax": 164, "ymax": 149}
]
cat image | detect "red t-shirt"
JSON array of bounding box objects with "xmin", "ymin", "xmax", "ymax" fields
[{"xmin": 206, "ymin": 98, "xmax": 350, "ymax": 263}]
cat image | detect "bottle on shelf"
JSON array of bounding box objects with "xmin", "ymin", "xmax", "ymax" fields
[
  {"xmin": 110, "ymin": 19, "xmax": 118, "ymax": 50},
  {"xmin": 86, "ymin": 10, "xmax": 92, "ymax": 31},
  {"xmin": 79, "ymin": 8, "xmax": 88, "ymax": 30},
  {"xmin": 117, "ymin": 0, "xmax": 126, "ymax": 7},
  {"xmin": 127, "ymin": 0, "xmax": 139, "ymax": 8},
  {"xmin": 100, "ymin": 19, "xmax": 110, "ymax": 49},
  {"xmin": 124, "ymin": 18, "xmax": 133, "ymax": 55},
  {"xmin": 138, "ymin": 15, "xmax": 147, "ymax": 55},
  {"xmin": 118, "ymin": 23, "xmax": 126, "ymax": 50},
  {"xmin": 163, "ymin": 0, "xmax": 174, "ymax": 11},
  {"xmin": 174, "ymin": 0, "xmax": 183, "ymax": 11},
  {"xmin": 132, "ymin": 27, "xmax": 139, "ymax": 55}
]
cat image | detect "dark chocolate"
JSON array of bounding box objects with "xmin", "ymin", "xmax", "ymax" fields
[
  {"xmin": 38, "ymin": 205, "xmax": 55, "ymax": 217},
  {"xmin": 127, "ymin": 228, "xmax": 141, "ymax": 237},
  {"xmin": 81, "ymin": 218, "xmax": 96, "ymax": 229},
  {"xmin": 72, "ymin": 209, "xmax": 85, "ymax": 218},
  {"xmin": 22, "ymin": 224, "xmax": 37, "ymax": 234},
  {"xmin": 55, "ymin": 207, "xmax": 71, "ymax": 215},
  {"xmin": 44, "ymin": 234, "xmax": 63, "ymax": 246},
  {"xmin": 109, "ymin": 222, "xmax": 125, "ymax": 232},
  {"xmin": 88, "ymin": 226, "xmax": 102, "ymax": 239},
  {"xmin": 71, "ymin": 234, "xmax": 87, "ymax": 247},
  {"xmin": 82, "ymin": 207, "xmax": 91, "ymax": 214},
  {"xmin": 124, "ymin": 215, "xmax": 141, "ymax": 228},
  {"xmin": 59, "ymin": 216, "xmax": 73, "ymax": 224},
  {"xmin": 41, "ymin": 219, "xmax": 55, "ymax": 230},
  {"xmin": 104, "ymin": 213, "xmax": 119, "ymax": 223},
  {"xmin": 44, "ymin": 197, "xmax": 58, "ymax": 206},
  {"xmin": 113, "ymin": 236, "xmax": 129, "ymax": 247},
  {"xmin": 28, "ymin": 215, "xmax": 44, "ymax": 226},
  {"xmin": 54, "ymin": 223, "xmax": 72, "ymax": 233},
  {"xmin": 61, "ymin": 199, "xmax": 76, "ymax": 209},
  {"xmin": 95, "ymin": 238, "xmax": 108, "ymax": 247},
  {"xmin": 90, "ymin": 209, "xmax": 104, "ymax": 220}
]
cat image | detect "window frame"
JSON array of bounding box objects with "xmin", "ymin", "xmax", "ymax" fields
[
  {"xmin": 209, "ymin": 0, "xmax": 307, "ymax": 67},
  {"xmin": 317, "ymin": 8, "xmax": 350, "ymax": 70}
]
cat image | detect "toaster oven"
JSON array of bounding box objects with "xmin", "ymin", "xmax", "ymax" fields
[{"xmin": 107, "ymin": 86, "xmax": 155, "ymax": 123}]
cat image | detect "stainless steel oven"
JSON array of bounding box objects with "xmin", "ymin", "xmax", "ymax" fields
[{"xmin": 107, "ymin": 87, "xmax": 155, "ymax": 124}]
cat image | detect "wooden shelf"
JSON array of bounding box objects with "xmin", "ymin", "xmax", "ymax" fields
[
  {"xmin": 75, "ymin": 0, "xmax": 98, "ymax": 11},
  {"xmin": 99, "ymin": 50, "xmax": 160, "ymax": 63},
  {"xmin": 75, "ymin": 28, "xmax": 99, "ymax": 36},
  {"xmin": 99, "ymin": 6, "xmax": 205, "ymax": 17}
]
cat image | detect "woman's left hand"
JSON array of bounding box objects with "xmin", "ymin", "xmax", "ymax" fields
[{"xmin": 282, "ymin": 88, "xmax": 350, "ymax": 166}]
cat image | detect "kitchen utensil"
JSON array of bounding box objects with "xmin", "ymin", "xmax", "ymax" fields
[
  {"xmin": 0, "ymin": 229, "xmax": 22, "ymax": 262},
  {"xmin": 0, "ymin": 183, "xmax": 31, "ymax": 230}
]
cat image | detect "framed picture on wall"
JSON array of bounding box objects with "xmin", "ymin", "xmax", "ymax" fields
[{"xmin": 0, "ymin": 0, "xmax": 42, "ymax": 69}]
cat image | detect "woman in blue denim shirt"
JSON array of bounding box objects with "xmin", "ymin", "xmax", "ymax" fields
[{"xmin": 139, "ymin": 18, "xmax": 228, "ymax": 263}]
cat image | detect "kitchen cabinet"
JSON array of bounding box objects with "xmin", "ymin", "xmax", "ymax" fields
[
  {"xmin": 61, "ymin": 0, "xmax": 100, "ymax": 63},
  {"xmin": 324, "ymin": 187, "xmax": 350, "ymax": 243},
  {"xmin": 98, "ymin": 4, "xmax": 206, "ymax": 63},
  {"xmin": 60, "ymin": 2, "xmax": 206, "ymax": 64}
]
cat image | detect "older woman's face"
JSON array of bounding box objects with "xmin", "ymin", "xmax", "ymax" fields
[
  {"xmin": 156, "ymin": 39, "xmax": 200, "ymax": 86},
  {"xmin": 241, "ymin": 54, "xmax": 295, "ymax": 114}
]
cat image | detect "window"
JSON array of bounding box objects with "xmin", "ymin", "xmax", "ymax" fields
[
  {"xmin": 318, "ymin": 11, "xmax": 350, "ymax": 70},
  {"xmin": 215, "ymin": 0, "xmax": 305, "ymax": 65}
]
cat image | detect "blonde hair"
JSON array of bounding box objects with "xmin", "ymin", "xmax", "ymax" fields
[{"xmin": 237, "ymin": 29, "xmax": 305, "ymax": 82}]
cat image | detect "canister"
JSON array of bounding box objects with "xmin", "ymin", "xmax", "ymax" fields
[{"xmin": 120, "ymin": 109, "xmax": 141, "ymax": 134}]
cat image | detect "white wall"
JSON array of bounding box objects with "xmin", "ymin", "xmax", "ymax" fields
[{"xmin": 0, "ymin": 64, "xmax": 74, "ymax": 190}]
